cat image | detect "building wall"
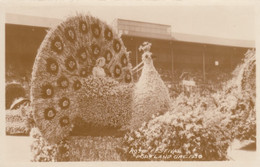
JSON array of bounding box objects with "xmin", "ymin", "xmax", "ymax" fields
[
  {"xmin": 5, "ymin": 24, "xmax": 48, "ymax": 72},
  {"xmin": 5, "ymin": 23, "xmax": 251, "ymax": 83},
  {"xmin": 121, "ymin": 35, "xmax": 250, "ymax": 74},
  {"xmin": 115, "ymin": 19, "xmax": 171, "ymax": 40}
]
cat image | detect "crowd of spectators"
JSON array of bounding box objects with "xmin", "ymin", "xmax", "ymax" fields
[{"xmin": 157, "ymin": 67, "xmax": 233, "ymax": 98}]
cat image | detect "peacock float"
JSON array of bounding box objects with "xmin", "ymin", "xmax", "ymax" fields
[{"xmin": 30, "ymin": 14, "xmax": 170, "ymax": 146}]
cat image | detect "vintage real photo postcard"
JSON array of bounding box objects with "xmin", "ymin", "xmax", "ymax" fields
[{"xmin": 0, "ymin": 0, "xmax": 259, "ymax": 166}]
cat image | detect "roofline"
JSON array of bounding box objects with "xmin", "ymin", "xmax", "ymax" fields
[
  {"xmin": 122, "ymin": 34, "xmax": 254, "ymax": 49},
  {"xmin": 122, "ymin": 34, "xmax": 172, "ymax": 42},
  {"xmin": 5, "ymin": 13, "xmax": 61, "ymax": 28},
  {"xmin": 5, "ymin": 13, "xmax": 255, "ymax": 48},
  {"xmin": 173, "ymin": 39, "xmax": 255, "ymax": 49},
  {"xmin": 172, "ymin": 32, "xmax": 255, "ymax": 48},
  {"xmin": 116, "ymin": 18, "xmax": 171, "ymax": 27}
]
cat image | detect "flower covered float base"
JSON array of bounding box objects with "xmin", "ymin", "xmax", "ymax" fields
[{"xmin": 30, "ymin": 127, "xmax": 123, "ymax": 161}]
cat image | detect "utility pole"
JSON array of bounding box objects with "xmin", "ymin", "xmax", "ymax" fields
[
  {"xmin": 170, "ymin": 41, "xmax": 174, "ymax": 75},
  {"xmin": 202, "ymin": 45, "xmax": 206, "ymax": 83},
  {"xmin": 231, "ymin": 47, "xmax": 236, "ymax": 71},
  {"xmin": 135, "ymin": 41, "xmax": 139, "ymax": 79}
]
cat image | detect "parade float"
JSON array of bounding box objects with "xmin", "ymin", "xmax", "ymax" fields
[{"xmin": 29, "ymin": 14, "xmax": 255, "ymax": 161}]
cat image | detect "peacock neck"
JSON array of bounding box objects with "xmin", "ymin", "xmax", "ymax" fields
[{"xmin": 143, "ymin": 61, "xmax": 156, "ymax": 72}]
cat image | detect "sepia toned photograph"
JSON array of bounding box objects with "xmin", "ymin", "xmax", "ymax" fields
[{"xmin": 1, "ymin": 0, "xmax": 257, "ymax": 164}]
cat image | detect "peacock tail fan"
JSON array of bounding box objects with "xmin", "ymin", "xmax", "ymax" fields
[{"xmin": 30, "ymin": 14, "xmax": 133, "ymax": 144}]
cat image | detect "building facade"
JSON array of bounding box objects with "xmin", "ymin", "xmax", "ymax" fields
[
  {"xmin": 5, "ymin": 14, "xmax": 255, "ymax": 84},
  {"xmin": 114, "ymin": 18, "xmax": 254, "ymax": 83}
]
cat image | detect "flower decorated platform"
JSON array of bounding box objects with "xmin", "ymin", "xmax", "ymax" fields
[{"xmin": 28, "ymin": 12, "xmax": 256, "ymax": 162}]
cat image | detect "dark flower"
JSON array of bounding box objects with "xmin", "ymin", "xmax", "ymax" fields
[
  {"xmin": 121, "ymin": 54, "xmax": 128, "ymax": 67},
  {"xmin": 104, "ymin": 28, "xmax": 113, "ymax": 41},
  {"xmin": 114, "ymin": 65, "xmax": 122, "ymax": 78},
  {"xmin": 57, "ymin": 76, "xmax": 69, "ymax": 89},
  {"xmin": 91, "ymin": 44, "xmax": 100, "ymax": 57},
  {"xmin": 104, "ymin": 68, "xmax": 112, "ymax": 77},
  {"xmin": 77, "ymin": 47, "xmax": 88, "ymax": 62},
  {"xmin": 125, "ymin": 71, "xmax": 132, "ymax": 83},
  {"xmin": 59, "ymin": 97, "xmax": 70, "ymax": 109},
  {"xmin": 104, "ymin": 50, "xmax": 113, "ymax": 63},
  {"xmin": 44, "ymin": 107, "xmax": 56, "ymax": 120},
  {"xmin": 59, "ymin": 116, "xmax": 70, "ymax": 127},
  {"xmin": 65, "ymin": 56, "xmax": 77, "ymax": 71},
  {"xmin": 80, "ymin": 66, "xmax": 92, "ymax": 77},
  {"xmin": 79, "ymin": 21, "xmax": 88, "ymax": 34},
  {"xmin": 64, "ymin": 27, "xmax": 76, "ymax": 42},
  {"xmin": 41, "ymin": 83, "xmax": 54, "ymax": 98},
  {"xmin": 58, "ymin": 145, "xmax": 69, "ymax": 154},
  {"xmin": 73, "ymin": 80, "xmax": 81, "ymax": 91},
  {"xmin": 91, "ymin": 23, "xmax": 101, "ymax": 38},
  {"xmin": 46, "ymin": 58, "xmax": 59, "ymax": 75},
  {"xmin": 51, "ymin": 36, "xmax": 63, "ymax": 53},
  {"xmin": 113, "ymin": 39, "xmax": 121, "ymax": 53}
]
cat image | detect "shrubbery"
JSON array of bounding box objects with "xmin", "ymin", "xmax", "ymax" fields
[
  {"xmin": 120, "ymin": 93, "xmax": 232, "ymax": 161},
  {"xmin": 30, "ymin": 128, "xmax": 62, "ymax": 162},
  {"xmin": 214, "ymin": 89, "xmax": 256, "ymax": 142},
  {"xmin": 214, "ymin": 49, "xmax": 256, "ymax": 141},
  {"xmin": 120, "ymin": 49, "xmax": 256, "ymax": 161}
]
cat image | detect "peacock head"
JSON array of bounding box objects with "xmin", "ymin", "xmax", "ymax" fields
[
  {"xmin": 132, "ymin": 42, "xmax": 155, "ymax": 74},
  {"xmin": 142, "ymin": 51, "xmax": 153, "ymax": 65}
]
